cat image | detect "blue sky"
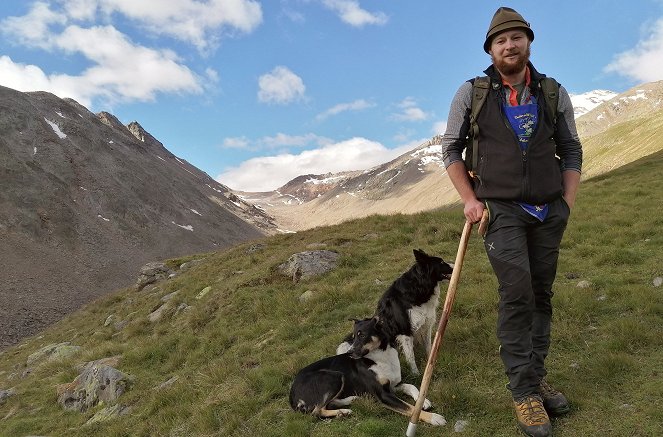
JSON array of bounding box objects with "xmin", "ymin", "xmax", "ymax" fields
[{"xmin": 2, "ymin": 0, "xmax": 663, "ymax": 191}]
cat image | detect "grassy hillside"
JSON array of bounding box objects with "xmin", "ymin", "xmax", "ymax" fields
[
  {"xmin": 579, "ymin": 107, "xmax": 663, "ymax": 179},
  {"xmin": 1, "ymin": 151, "xmax": 662, "ymax": 437}
]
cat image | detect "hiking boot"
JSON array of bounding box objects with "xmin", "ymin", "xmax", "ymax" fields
[
  {"xmin": 539, "ymin": 379, "xmax": 570, "ymax": 416},
  {"xmin": 513, "ymin": 394, "xmax": 552, "ymax": 437}
]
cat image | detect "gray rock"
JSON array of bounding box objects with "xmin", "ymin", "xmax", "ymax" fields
[
  {"xmin": 179, "ymin": 258, "xmax": 205, "ymax": 271},
  {"xmin": 299, "ymin": 290, "xmax": 315, "ymax": 302},
  {"xmin": 454, "ymin": 419, "xmax": 469, "ymax": 432},
  {"xmin": 246, "ymin": 243, "xmax": 265, "ymax": 254},
  {"xmin": 103, "ymin": 315, "xmax": 116, "ymax": 327},
  {"xmin": 135, "ymin": 262, "xmax": 173, "ymax": 291},
  {"xmin": 160, "ymin": 291, "xmax": 179, "ymax": 302},
  {"xmin": 196, "ymin": 286, "xmax": 212, "ymax": 300},
  {"xmin": 577, "ymin": 280, "xmax": 592, "ymax": 288},
  {"xmin": 653, "ymin": 277, "xmax": 662, "ymax": 287},
  {"xmin": 0, "ymin": 388, "xmax": 16, "ymax": 404},
  {"xmin": 277, "ymin": 250, "xmax": 340, "ymax": 282},
  {"xmin": 57, "ymin": 361, "xmax": 132, "ymax": 412},
  {"xmin": 148, "ymin": 303, "xmax": 171, "ymax": 323},
  {"xmin": 174, "ymin": 303, "xmax": 191, "ymax": 316},
  {"xmin": 85, "ymin": 404, "xmax": 131, "ymax": 425},
  {"xmin": 26, "ymin": 342, "xmax": 81, "ymax": 367}
]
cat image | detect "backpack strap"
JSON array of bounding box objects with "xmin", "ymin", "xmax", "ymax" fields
[
  {"xmin": 539, "ymin": 77, "xmax": 559, "ymax": 126},
  {"xmin": 468, "ymin": 76, "xmax": 491, "ymax": 176}
]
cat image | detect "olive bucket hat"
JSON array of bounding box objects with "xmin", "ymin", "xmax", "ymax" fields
[{"xmin": 483, "ymin": 7, "xmax": 534, "ymax": 53}]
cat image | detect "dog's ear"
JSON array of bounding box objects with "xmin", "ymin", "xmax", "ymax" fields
[{"xmin": 413, "ymin": 248, "xmax": 428, "ymax": 262}]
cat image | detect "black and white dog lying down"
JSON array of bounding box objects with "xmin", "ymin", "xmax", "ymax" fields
[
  {"xmin": 376, "ymin": 249, "xmax": 454, "ymax": 375},
  {"xmin": 289, "ymin": 317, "xmax": 446, "ymax": 426}
]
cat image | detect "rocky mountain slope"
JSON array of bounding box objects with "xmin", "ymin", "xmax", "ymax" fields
[
  {"xmin": 0, "ymin": 85, "xmax": 275, "ymax": 349},
  {"xmin": 239, "ymin": 136, "xmax": 459, "ymax": 231},
  {"xmin": 240, "ymin": 81, "xmax": 663, "ymax": 231}
]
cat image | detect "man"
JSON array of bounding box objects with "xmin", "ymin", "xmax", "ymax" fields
[{"xmin": 441, "ymin": 7, "xmax": 582, "ymax": 437}]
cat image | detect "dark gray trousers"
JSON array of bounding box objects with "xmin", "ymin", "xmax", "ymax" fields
[{"xmin": 483, "ymin": 198, "xmax": 570, "ymax": 399}]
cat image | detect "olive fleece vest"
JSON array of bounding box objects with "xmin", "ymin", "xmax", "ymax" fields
[{"xmin": 471, "ymin": 80, "xmax": 563, "ymax": 204}]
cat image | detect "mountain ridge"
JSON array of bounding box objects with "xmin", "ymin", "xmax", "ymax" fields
[{"xmin": 0, "ymin": 85, "xmax": 275, "ymax": 349}]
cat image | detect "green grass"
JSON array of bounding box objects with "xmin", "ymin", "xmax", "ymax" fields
[{"xmin": 1, "ymin": 151, "xmax": 663, "ymax": 436}]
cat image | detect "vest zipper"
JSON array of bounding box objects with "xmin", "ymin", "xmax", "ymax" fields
[
  {"xmin": 522, "ymin": 149, "xmax": 529, "ymax": 200},
  {"xmin": 499, "ymin": 88, "xmax": 535, "ymax": 201}
]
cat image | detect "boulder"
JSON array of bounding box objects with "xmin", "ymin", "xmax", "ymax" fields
[
  {"xmin": 135, "ymin": 262, "xmax": 173, "ymax": 291},
  {"xmin": 26, "ymin": 342, "xmax": 81, "ymax": 367},
  {"xmin": 277, "ymin": 250, "xmax": 340, "ymax": 282},
  {"xmin": 148, "ymin": 303, "xmax": 171, "ymax": 323},
  {"xmin": 57, "ymin": 360, "xmax": 131, "ymax": 412}
]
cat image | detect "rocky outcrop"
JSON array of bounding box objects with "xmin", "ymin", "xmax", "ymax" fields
[
  {"xmin": 26, "ymin": 342, "xmax": 81, "ymax": 367},
  {"xmin": 57, "ymin": 358, "xmax": 131, "ymax": 412},
  {"xmin": 277, "ymin": 250, "xmax": 340, "ymax": 282},
  {"xmin": 135, "ymin": 262, "xmax": 174, "ymax": 291}
]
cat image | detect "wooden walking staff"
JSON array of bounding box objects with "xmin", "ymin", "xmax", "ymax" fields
[{"xmin": 406, "ymin": 210, "xmax": 488, "ymax": 437}]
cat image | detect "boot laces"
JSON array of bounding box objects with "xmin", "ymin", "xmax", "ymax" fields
[
  {"xmin": 540, "ymin": 379, "xmax": 560, "ymax": 398},
  {"xmin": 516, "ymin": 395, "xmax": 548, "ymax": 425}
]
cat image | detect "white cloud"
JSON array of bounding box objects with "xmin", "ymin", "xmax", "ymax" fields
[
  {"xmin": 65, "ymin": 0, "xmax": 263, "ymax": 51},
  {"xmin": 316, "ymin": 99, "xmax": 375, "ymax": 120},
  {"xmin": 605, "ymin": 17, "xmax": 663, "ymax": 83},
  {"xmin": 0, "ymin": 0, "xmax": 261, "ymax": 106},
  {"xmin": 1, "ymin": 2, "xmax": 66, "ymax": 46},
  {"xmin": 0, "ymin": 24, "xmax": 202, "ymax": 106},
  {"xmin": 432, "ymin": 120, "xmax": 447, "ymax": 135},
  {"xmin": 217, "ymin": 137, "xmax": 409, "ymax": 191},
  {"xmin": 257, "ymin": 66, "xmax": 306, "ymax": 104},
  {"xmin": 390, "ymin": 98, "xmax": 429, "ymax": 122},
  {"xmin": 222, "ymin": 137, "xmax": 251, "ymax": 149},
  {"xmin": 220, "ymin": 133, "xmax": 332, "ymax": 151},
  {"xmin": 322, "ymin": 0, "xmax": 388, "ymax": 27},
  {"xmin": 260, "ymin": 133, "xmax": 332, "ymax": 149}
]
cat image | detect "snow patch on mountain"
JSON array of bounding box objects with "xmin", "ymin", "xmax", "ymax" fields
[
  {"xmin": 44, "ymin": 118, "xmax": 67, "ymax": 139},
  {"xmin": 570, "ymin": 90, "xmax": 617, "ymax": 117}
]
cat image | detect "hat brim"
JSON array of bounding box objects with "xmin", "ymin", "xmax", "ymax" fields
[{"xmin": 484, "ymin": 24, "xmax": 534, "ymax": 53}]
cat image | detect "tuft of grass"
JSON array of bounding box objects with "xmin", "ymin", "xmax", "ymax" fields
[{"xmin": 1, "ymin": 150, "xmax": 663, "ymax": 436}]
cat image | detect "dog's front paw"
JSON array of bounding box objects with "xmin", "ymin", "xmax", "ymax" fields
[
  {"xmin": 338, "ymin": 409, "xmax": 353, "ymax": 417},
  {"xmin": 429, "ymin": 413, "xmax": 446, "ymax": 426},
  {"xmin": 422, "ymin": 398, "xmax": 433, "ymax": 411}
]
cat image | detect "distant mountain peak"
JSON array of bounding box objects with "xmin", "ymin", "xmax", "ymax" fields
[
  {"xmin": 570, "ymin": 89, "xmax": 618, "ymax": 117},
  {"xmin": 127, "ymin": 121, "xmax": 163, "ymax": 148}
]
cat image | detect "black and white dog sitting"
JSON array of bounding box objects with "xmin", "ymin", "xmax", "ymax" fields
[
  {"xmin": 290, "ymin": 317, "xmax": 446, "ymax": 426},
  {"xmin": 375, "ymin": 249, "xmax": 454, "ymax": 375}
]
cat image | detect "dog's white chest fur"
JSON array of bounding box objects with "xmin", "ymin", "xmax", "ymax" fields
[
  {"xmin": 408, "ymin": 284, "xmax": 441, "ymax": 334},
  {"xmin": 336, "ymin": 342, "xmax": 402, "ymax": 387},
  {"xmin": 367, "ymin": 347, "xmax": 401, "ymax": 387}
]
